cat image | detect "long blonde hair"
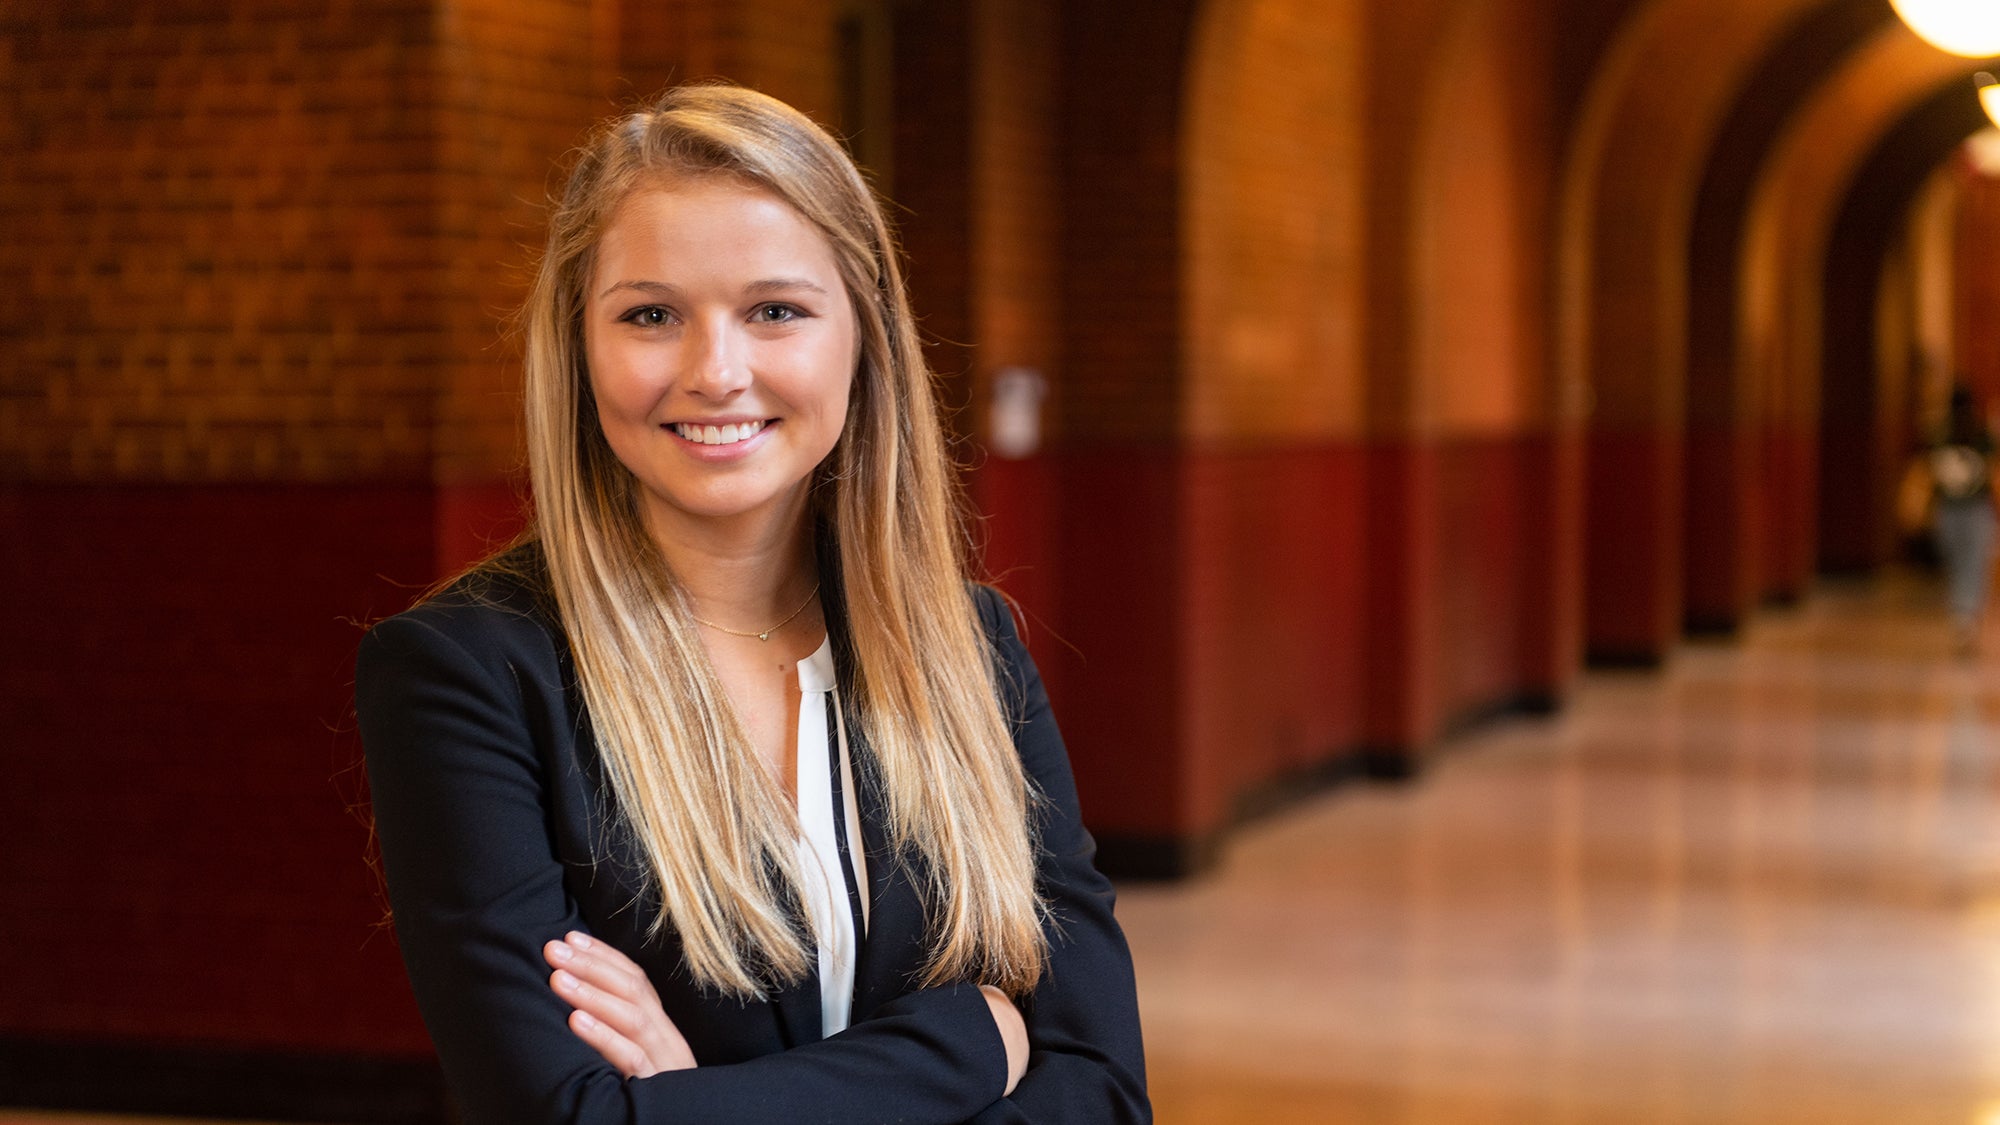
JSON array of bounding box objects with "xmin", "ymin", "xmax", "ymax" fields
[{"xmin": 492, "ymin": 84, "xmax": 1045, "ymax": 998}]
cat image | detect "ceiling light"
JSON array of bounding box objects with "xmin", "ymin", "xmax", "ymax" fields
[{"xmin": 1891, "ymin": 0, "xmax": 2000, "ymax": 57}]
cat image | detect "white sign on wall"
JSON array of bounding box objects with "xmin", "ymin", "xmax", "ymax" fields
[{"xmin": 988, "ymin": 367, "xmax": 1048, "ymax": 460}]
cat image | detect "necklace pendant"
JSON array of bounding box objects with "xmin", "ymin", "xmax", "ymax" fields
[{"xmin": 758, "ymin": 631, "xmax": 771, "ymax": 641}]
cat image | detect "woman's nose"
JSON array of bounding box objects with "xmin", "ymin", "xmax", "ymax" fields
[{"xmin": 682, "ymin": 317, "xmax": 752, "ymax": 398}]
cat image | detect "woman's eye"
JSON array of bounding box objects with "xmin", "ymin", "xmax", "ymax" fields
[
  {"xmin": 753, "ymin": 303, "xmax": 803, "ymax": 324},
  {"xmin": 622, "ymin": 306, "xmax": 673, "ymax": 327}
]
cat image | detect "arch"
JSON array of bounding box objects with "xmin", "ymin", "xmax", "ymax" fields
[
  {"xmin": 1735, "ymin": 23, "xmax": 1985, "ymax": 598},
  {"xmin": 1177, "ymin": 0, "xmax": 1374, "ymax": 823},
  {"xmin": 1558, "ymin": 0, "xmax": 1827, "ymax": 661},
  {"xmin": 1820, "ymin": 80, "xmax": 1995, "ymax": 569},
  {"xmin": 1682, "ymin": 0, "xmax": 1891, "ymax": 631},
  {"xmin": 1410, "ymin": 0, "xmax": 1562, "ymax": 716}
]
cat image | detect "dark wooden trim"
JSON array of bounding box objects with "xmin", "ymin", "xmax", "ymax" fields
[
  {"xmin": 0, "ymin": 1037, "xmax": 450, "ymax": 1124},
  {"xmin": 1097, "ymin": 693, "xmax": 1571, "ymax": 879},
  {"xmin": 1096, "ymin": 754, "xmax": 1362, "ymax": 880},
  {"xmin": 1684, "ymin": 611, "xmax": 1743, "ymax": 637},
  {"xmin": 1585, "ymin": 648, "xmax": 1668, "ymax": 670},
  {"xmin": 1095, "ymin": 833, "xmax": 1219, "ymax": 882},
  {"xmin": 1356, "ymin": 748, "xmax": 1422, "ymax": 783}
]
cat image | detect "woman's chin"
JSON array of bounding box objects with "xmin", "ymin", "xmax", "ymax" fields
[{"xmin": 636, "ymin": 484, "xmax": 811, "ymax": 536}]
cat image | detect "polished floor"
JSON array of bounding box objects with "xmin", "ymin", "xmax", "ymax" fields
[
  {"xmin": 6, "ymin": 571, "xmax": 1999, "ymax": 1125},
  {"xmin": 1126, "ymin": 570, "xmax": 2000, "ymax": 1124}
]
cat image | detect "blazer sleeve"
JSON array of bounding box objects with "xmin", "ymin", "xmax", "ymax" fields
[
  {"xmin": 966, "ymin": 585, "xmax": 1152, "ymax": 1124},
  {"xmin": 357, "ymin": 610, "xmax": 1013, "ymax": 1125}
]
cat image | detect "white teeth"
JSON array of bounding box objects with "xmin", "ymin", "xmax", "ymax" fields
[{"xmin": 674, "ymin": 420, "xmax": 766, "ymax": 445}]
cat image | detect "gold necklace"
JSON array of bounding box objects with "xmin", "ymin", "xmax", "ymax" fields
[{"xmin": 689, "ymin": 581, "xmax": 821, "ymax": 642}]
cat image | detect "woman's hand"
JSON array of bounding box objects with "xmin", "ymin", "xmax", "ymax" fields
[
  {"xmin": 544, "ymin": 930, "xmax": 698, "ymax": 1078},
  {"xmin": 980, "ymin": 984, "xmax": 1028, "ymax": 1096}
]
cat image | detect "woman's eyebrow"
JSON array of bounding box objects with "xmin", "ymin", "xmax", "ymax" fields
[
  {"xmin": 599, "ymin": 279, "xmax": 679, "ymax": 300},
  {"xmin": 743, "ymin": 277, "xmax": 830, "ymax": 297}
]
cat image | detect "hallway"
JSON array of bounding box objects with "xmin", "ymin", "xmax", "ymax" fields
[
  {"xmin": 1126, "ymin": 572, "xmax": 2000, "ymax": 1124},
  {"xmin": 0, "ymin": 577, "xmax": 1994, "ymax": 1124}
]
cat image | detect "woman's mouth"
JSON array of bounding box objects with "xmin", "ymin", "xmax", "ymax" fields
[{"xmin": 670, "ymin": 419, "xmax": 769, "ymax": 446}]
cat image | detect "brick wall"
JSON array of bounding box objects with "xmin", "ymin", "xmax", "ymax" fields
[
  {"xmin": 890, "ymin": 0, "xmax": 974, "ymax": 414},
  {"xmin": 1055, "ymin": 0, "xmax": 1200, "ymax": 444},
  {"xmin": 1183, "ymin": 0, "xmax": 1365, "ymax": 444},
  {"xmin": 969, "ymin": 0, "xmax": 1061, "ymax": 427},
  {"xmin": 0, "ymin": 0, "xmax": 439, "ymax": 483},
  {"xmin": 615, "ymin": 0, "xmax": 841, "ymax": 128},
  {"xmin": 431, "ymin": 0, "xmax": 602, "ymax": 487}
]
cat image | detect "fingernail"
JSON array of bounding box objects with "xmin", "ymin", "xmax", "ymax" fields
[
  {"xmin": 574, "ymin": 1010, "xmax": 596, "ymax": 1030},
  {"xmin": 555, "ymin": 970, "xmax": 579, "ymax": 992},
  {"xmin": 569, "ymin": 931, "xmax": 593, "ymax": 950},
  {"xmin": 549, "ymin": 941, "xmax": 573, "ymax": 962}
]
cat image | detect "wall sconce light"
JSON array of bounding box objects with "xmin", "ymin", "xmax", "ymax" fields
[
  {"xmin": 1980, "ymin": 72, "xmax": 2000, "ymax": 130},
  {"xmin": 1892, "ymin": 0, "xmax": 2000, "ymax": 57}
]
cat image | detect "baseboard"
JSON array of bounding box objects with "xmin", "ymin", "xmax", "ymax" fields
[
  {"xmin": 1683, "ymin": 612, "xmax": 1742, "ymax": 637},
  {"xmin": 1513, "ymin": 690, "xmax": 1562, "ymax": 716},
  {"xmin": 1094, "ymin": 748, "xmax": 1382, "ymax": 881},
  {"xmin": 1355, "ymin": 746, "xmax": 1422, "ymax": 782},
  {"xmin": 0, "ymin": 1036, "xmax": 449, "ymax": 1123},
  {"xmin": 1094, "ymin": 692, "xmax": 1568, "ymax": 878},
  {"xmin": 1586, "ymin": 647, "xmax": 1666, "ymax": 669},
  {"xmin": 1093, "ymin": 833, "xmax": 1220, "ymax": 881}
]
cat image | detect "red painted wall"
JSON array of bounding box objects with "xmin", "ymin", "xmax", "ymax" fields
[
  {"xmin": 1762, "ymin": 421, "xmax": 1817, "ymax": 599},
  {"xmin": 1432, "ymin": 436, "xmax": 1533, "ymax": 721},
  {"xmin": 1586, "ymin": 427, "xmax": 1684, "ymax": 661},
  {"xmin": 1, "ymin": 484, "xmax": 436, "ymax": 1053},
  {"xmin": 1183, "ymin": 445, "xmax": 1369, "ymax": 830},
  {"xmin": 1685, "ymin": 425, "xmax": 1763, "ymax": 627},
  {"xmin": 1045, "ymin": 449, "xmax": 1188, "ymax": 842}
]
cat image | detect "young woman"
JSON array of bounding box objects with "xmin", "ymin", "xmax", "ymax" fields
[
  {"xmin": 354, "ymin": 85, "xmax": 1148, "ymax": 1123},
  {"xmin": 1931, "ymin": 383, "xmax": 1998, "ymax": 654}
]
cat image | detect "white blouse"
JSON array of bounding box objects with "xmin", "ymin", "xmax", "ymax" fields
[{"xmin": 794, "ymin": 636, "xmax": 870, "ymax": 1037}]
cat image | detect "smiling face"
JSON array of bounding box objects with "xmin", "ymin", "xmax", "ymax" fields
[{"xmin": 583, "ymin": 176, "xmax": 860, "ymax": 547}]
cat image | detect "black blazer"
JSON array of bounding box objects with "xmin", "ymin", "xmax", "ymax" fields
[{"xmin": 354, "ymin": 549, "xmax": 1149, "ymax": 1124}]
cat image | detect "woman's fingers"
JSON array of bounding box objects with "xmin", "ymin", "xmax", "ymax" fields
[
  {"xmin": 565, "ymin": 1006, "xmax": 658, "ymax": 1079},
  {"xmin": 545, "ymin": 933, "xmax": 698, "ymax": 1074},
  {"xmin": 550, "ymin": 966, "xmax": 656, "ymax": 1044},
  {"xmin": 567, "ymin": 930, "xmax": 634, "ymax": 968},
  {"xmin": 546, "ymin": 935, "xmax": 653, "ymax": 1002}
]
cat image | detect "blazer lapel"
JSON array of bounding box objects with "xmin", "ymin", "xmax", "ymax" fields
[
  {"xmin": 847, "ymin": 723, "xmax": 933, "ymax": 1021},
  {"xmin": 767, "ymin": 964, "xmax": 822, "ymax": 1048}
]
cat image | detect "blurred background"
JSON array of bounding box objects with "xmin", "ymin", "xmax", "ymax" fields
[{"xmin": 6, "ymin": 0, "xmax": 2000, "ymax": 1121}]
